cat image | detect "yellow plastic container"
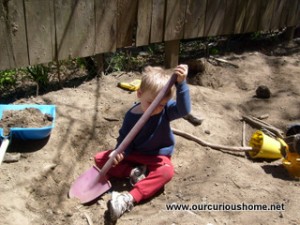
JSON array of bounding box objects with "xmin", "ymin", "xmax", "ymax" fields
[
  {"xmin": 282, "ymin": 134, "xmax": 300, "ymax": 179},
  {"xmin": 248, "ymin": 130, "xmax": 284, "ymax": 159},
  {"xmin": 282, "ymin": 153, "xmax": 300, "ymax": 179}
]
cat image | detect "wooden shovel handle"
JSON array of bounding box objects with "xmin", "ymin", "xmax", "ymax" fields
[{"xmin": 100, "ymin": 74, "xmax": 178, "ymax": 175}]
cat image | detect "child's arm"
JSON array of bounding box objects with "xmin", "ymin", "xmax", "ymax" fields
[{"xmin": 166, "ymin": 64, "xmax": 191, "ymax": 120}]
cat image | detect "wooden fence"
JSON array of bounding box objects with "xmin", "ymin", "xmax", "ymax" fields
[{"xmin": 1, "ymin": 0, "xmax": 300, "ymax": 71}]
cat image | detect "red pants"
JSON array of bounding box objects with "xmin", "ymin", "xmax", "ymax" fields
[{"xmin": 94, "ymin": 150, "xmax": 174, "ymax": 203}]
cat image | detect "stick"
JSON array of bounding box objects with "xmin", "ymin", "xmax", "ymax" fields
[
  {"xmin": 242, "ymin": 121, "xmax": 246, "ymax": 147},
  {"xmin": 83, "ymin": 212, "xmax": 93, "ymax": 225},
  {"xmin": 241, "ymin": 115, "xmax": 284, "ymax": 139},
  {"xmin": 209, "ymin": 56, "xmax": 239, "ymax": 68},
  {"xmin": 172, "ymin": 128, "xmax": 252, "ymax": 152}
]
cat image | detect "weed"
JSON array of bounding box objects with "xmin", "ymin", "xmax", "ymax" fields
[
  {"xmin": 105, "ymin": 50, "xmax": 142, "ymax": 73},
  {"xmin": 27, "ymin": 64, "xmax": 50, "ymax": 95},
  {"xmin": 0, "ymin": 69, "xmax": 17, "ymax": 90}
]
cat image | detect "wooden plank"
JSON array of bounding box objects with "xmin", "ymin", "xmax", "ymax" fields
[
  {"xmin": 0, "ymin": 0, "xmax": 14, "ymax": 70},
  {"xmin": 222, "ymin": 0, "xmax": 238, "ymax": 35},
  {"xmin": 204, "ymin": 0, "xmax": 226, "ymax": 36},
  {"xmin": 25, "ymin": 0, "xmax": 55, "ymax": 65},
  {"xmin": 286, "ymin": 0, "xmax": 299, "ymax": 27},
  {"xmin": 243, "ymin": 0, "xmax": 261, "ymax": 33},
  {"xmin": 136, "ymin": 0, "xmax": 152, "ymax": 47},
  {"xmin": 270, "ymin": 0, "xmax": 287, "ymax": 30},
  {"xmin": 295, "ymin": 0, "xmax": 300, "ymax": 27},
  {"xmin": 279, "ymin": 0, "xmax": 289, "ymax": 28},
  {"xmin": 183, "ymin": 0, "xmax": 207, "ymax": 39},
  {"xmin": 116, "ymin": 0, "xmax": 138, "ymax": 48},
  {"xmin": 95, "ymin": 0, "xmax": 117, "ymax": 53},
  {"xmin": 258, "ymin": 0, "xmax": 275, "ymax": 31},
  {"xmin": 234, "ymin": 0, "xmax": 247, "ymax": 34},
  {"xmin": 55, "ymin": 0, "xmax": 95, "ymax": 60},
  {"xmin": 150, "ymin": 0, "xmax": 165, "ymax": 43},
  {"xmin": 0, "ymin": 0, "xmax": 28, "ymax": 70},
  {"xmin": 164, "ymin": 0, "xmax": 187, "ymax": 41},
  {"xmin": 297, "ymin": 0, "xmax": 300, "ymax": 26}
]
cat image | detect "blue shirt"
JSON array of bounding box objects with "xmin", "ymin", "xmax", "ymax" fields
[{"xmin": 116, "ymin": 81, "xmax": 191, "ymax": 156}]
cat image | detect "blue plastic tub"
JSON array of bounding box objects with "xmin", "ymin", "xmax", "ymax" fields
[{"xmin": 0, "ymin": 104, "xmax": 56, "ymax": 140}]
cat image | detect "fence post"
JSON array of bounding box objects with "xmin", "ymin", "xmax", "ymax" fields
[
  {"xmin": 94, "ymin": 54, "xmax": 104, "ymax": 75},
  {"xmin": 284, "ymin": 26, "xmax": 296, "ymax": 41},
  {"xmin": 164, "ymin": 40, "xmax": 180, "ymax": 69}
]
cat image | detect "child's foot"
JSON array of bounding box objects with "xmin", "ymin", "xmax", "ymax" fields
[
  {"xmin": 129, "ymin": 165, "xmax": 147, "ymax": 186},
  {"xmin": 108, "ymin": 191, "xmax": 134, "ymax": 221}
]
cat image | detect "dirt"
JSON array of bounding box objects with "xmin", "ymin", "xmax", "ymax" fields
[
  {"xmin": 0, "ymin": 108, "xmax": 53, "ymax": 136},
  {"xmin": 1, "ymin": 39, "xmax": 300, "ymax": 225}
]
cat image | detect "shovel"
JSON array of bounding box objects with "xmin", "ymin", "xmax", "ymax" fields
[{"xmin": 69, "ymin": 73, "xmax": 178, "ymax": 204}]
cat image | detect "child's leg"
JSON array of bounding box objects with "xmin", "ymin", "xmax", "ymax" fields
[
  {"xmin": 94, "ymin": 150, "xmax": 132, "ymax": 178},
  {"xmin": 125, "ymin": 154, "xmax": 174, "ymax": 203}
]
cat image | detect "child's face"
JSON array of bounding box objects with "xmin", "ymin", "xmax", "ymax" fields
[{"xmin": 137, "ymin": 90, "xmax": 169, "ymax": 115}]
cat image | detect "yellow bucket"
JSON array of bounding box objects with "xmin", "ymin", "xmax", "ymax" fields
[{"xmin": 248, "ymin": 130, "xmax": 284, "ymax": 159}]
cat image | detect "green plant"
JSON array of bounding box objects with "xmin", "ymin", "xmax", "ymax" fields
[
  {"xmin": 27, "ymin": 64, "xmax": 50, "ymax": 95},
  {"xmin": 0, "ymin": 69, "xmax": 17, "ymax": 89},
  {"xmin": 105, "ymin": 50, "xmax": 138, "ymax": 72},
  {"xmin": 109, "ymin": 51, "xmax": 127, "ymax": 71},
  {"xmin": 76, "ymin": 57, "xmax": 87, "ymax": 69},
  {"xmin": 209, "ymin": 47, "xmax": 219, "ymax": 55},
  {"xmin": 251, "ymin": 31, "xmax": 262, "ymax": 40}
]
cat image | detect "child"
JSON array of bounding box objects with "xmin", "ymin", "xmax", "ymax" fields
[{"xmin": 94, "ymin": 64, "xmax": 191, "ymax": 221}]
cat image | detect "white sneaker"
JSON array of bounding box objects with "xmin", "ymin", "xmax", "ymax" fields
[
  {"xmin": 130, "ymin": 165, "xmax": 147, "ymax": 186},
  {"xmin": 108, "ymin": 191, "xmax": 134, "ymax": 221}
]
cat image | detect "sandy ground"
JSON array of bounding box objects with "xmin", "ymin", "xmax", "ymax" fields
[{"xmin": 1, "ymin": 40, "xmax": 300, "ymax": 225}]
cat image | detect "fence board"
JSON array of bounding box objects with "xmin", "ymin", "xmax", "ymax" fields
[
  {"xmin": 270, "ymin": 0, "xmax": 287, "ymax": 30},
  {"xmin": 0, "ymin": 3, "xmax": 11, "ymax": 70},
  {"xmin": 258, "ymin": 0, "xmax": 274, "ymax": 31},
  {"xmin": 116, "ymin": 0, "xmax": 138, "ymax": 48},
  {"xmin": 286, "ymin": 0, "xmax": 299, "ymax": 27},
  {"xmin": 183, "ymin": 0, "xmax": 206, "ymax": 39},
  {"xmin": 297, "ymin": 0, "xmax": 300, "ymax": 26},
  {"xmin": 234, "ymin": 0, "xmax": 247, "ymax": 33},
  {"xmin": 279, "ymin": 0, "xmax": 289, "ymax": 28},
  {"xmin": 164, "ymin": 0, "xmax": 187, "ymax": 41},
  {"xmin": 25, "ymin": 0, "xmax": 55, "ymax": 65},
  {"xmin": 204, "ymin": 0, "xmax": 226, "ymax": 36},
  {"xmin": 243, "ymin": 0, "xmax": 261, "ymax": 33},
  {"xmin": 0, "ymin": 0, "xmax": 28, "ymax": 70},
  {"xmin": 1, "ymin": 0, "xmax": 300, "ymax": 71},
  {"xmin": 55, "ymin": 0, "xmax": 95, "ymax": 60},
  {"xmin": 95, "ymin": 0, "xmax": 117, "ymax": 54},
  {"xmin": 136, "ymin": 0, "xmax": 152, "ymax": 47},
  {"xmin": 222, "ymin": 0, "xmax": 238, "ymax": 35},
  {"xmin": 150, "ymin": 0, "xmax": 165, "ymax": 43}
]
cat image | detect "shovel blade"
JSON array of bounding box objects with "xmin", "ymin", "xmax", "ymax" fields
[{"xmin": 69, "ymin": 166, "xmax": 111, "ymax": 204}]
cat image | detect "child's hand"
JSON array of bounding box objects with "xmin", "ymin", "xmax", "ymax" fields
[
  {"xmin": 109, "ymin": 150, "xmax": 124, "ymax": 166},
  {"xmin": 174, "ymin": 64, "xmax": 188, "ymax": 84}
]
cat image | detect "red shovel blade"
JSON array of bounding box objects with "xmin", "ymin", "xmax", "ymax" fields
[{"xmin": 69, "ymin": 166, "xmax": 111, "ymax": 204}]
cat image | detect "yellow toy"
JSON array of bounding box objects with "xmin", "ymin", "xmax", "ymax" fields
[
  {"xmin": 249, "ymin": 124, "xmax": 300, "ymax": 179},
  {"xmin": 282, "ymin": 124, "xmax": 300, "ymax": 179},
  {"xmin": 248, "ymin": 130, "xmax": 285, "ymax": 160},
  {"xmin": 118, "ymin": 79, "xmax": 141, "ymax": 91}
]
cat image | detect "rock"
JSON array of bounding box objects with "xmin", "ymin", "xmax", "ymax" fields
[{"xmin": 256, "ymin": 85, "xmax": 271, "ymax": 99}]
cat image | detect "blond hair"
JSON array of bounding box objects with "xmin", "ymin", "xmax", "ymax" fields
[{"xmin": 139, "ymin": 66, "xmax": 175, "ymax": 99}]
